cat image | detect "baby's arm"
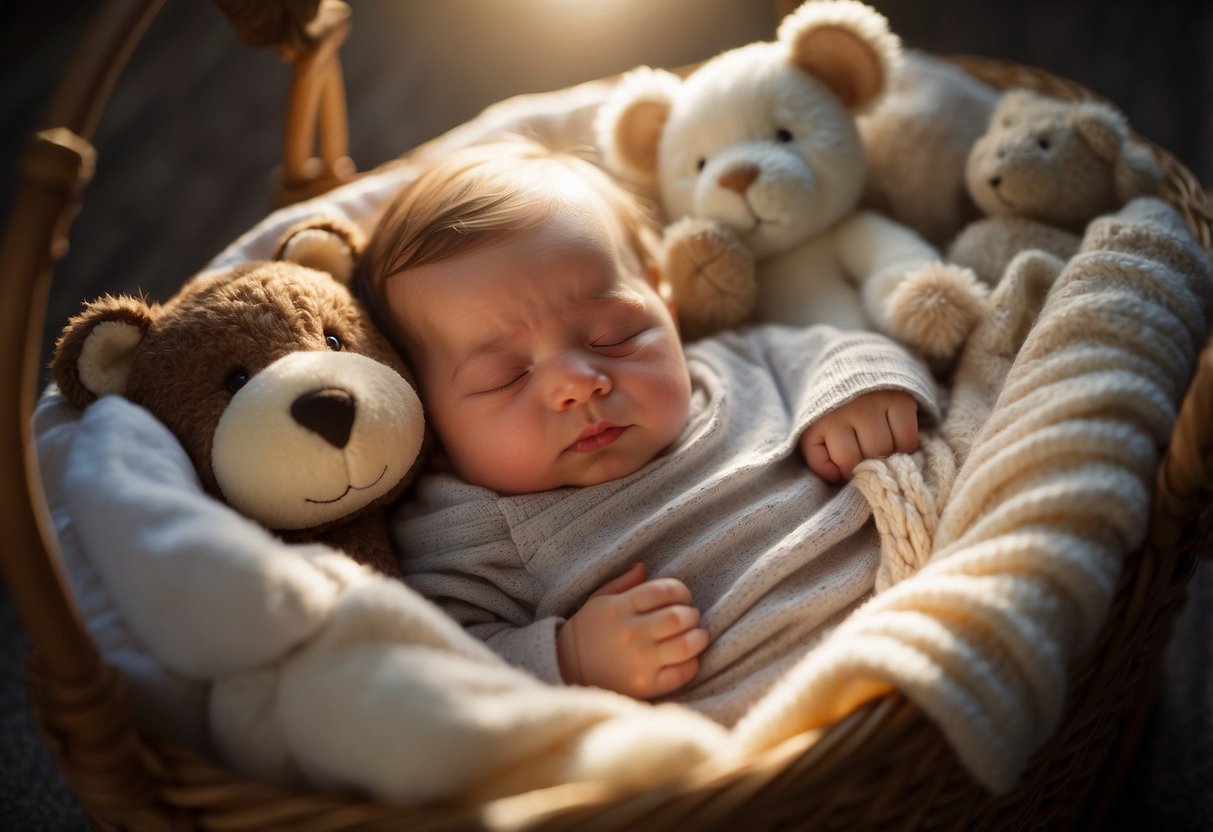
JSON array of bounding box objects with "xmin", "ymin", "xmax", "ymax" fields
[
  {"xmin": 557, "ymin": 563, "xmax": 710, "ymax": 699},
  {"xmin": 800, "ymin": 389, "xmax": 919, "ymax": 482}
]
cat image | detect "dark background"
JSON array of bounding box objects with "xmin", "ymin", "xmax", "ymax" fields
[{"xmin": 2, "ymin": 1, "xmax": 1210, "ymax": 828}]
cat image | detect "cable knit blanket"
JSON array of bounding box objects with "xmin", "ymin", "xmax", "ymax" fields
[{"xmin": 734, "ymin": 197, "xmax": 1213, "ymax": 790}]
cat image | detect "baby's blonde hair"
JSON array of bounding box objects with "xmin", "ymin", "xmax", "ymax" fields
[{"xmin": 356, "ymin": 138, "xmax": 661, "ymax": 356}]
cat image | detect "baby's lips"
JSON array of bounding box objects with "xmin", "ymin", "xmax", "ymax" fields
[{"xmin": 566, "ymin": 422, "xmax": 627, "ymax": 453}]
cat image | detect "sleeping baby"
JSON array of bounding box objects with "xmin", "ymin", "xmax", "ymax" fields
[{"xmin": 354, "ymin": 138, "xmax": 940, "ymax": 725}]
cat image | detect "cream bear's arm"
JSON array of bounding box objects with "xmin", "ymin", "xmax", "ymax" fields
[
  {"xmin": 831, "ymin": 210, "xmax": 944, "ymax": 329},
  {"xmin": 832, "ymin": 210, "xmax": 989, "ymax": 360}
]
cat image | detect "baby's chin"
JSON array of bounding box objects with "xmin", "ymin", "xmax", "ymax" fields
[
  {"xmin": 484, "ymin": 455, "xmax": 657, "ymax": 496},
  {"xmin": 561, "ymin": 446, "xmax": 671, "ymax": 490}
]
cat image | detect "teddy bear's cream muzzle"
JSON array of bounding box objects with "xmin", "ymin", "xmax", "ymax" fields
[{"xmin": 211, "ymin": 350, "xmax": 422, "ymax": 530}]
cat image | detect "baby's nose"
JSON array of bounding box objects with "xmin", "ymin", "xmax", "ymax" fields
[{"xmin": 550, "ymin": 360, "xmax": 611, "ymax": 410}]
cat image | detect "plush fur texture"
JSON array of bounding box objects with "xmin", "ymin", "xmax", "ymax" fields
[
  {"xmin": 51, "ymin": 219, "xmax": 423, "ymax": 577},
  {"xmin": 947, "ymin": 89, "xmax": 1164, "ymax": 284},
  {"xmin": 857, "ymin": 50, "xmax": 1000, "ymax": 248},
  {"xmin": 596, "ymin": 0, "xmax": 987, "ymax": 359}
]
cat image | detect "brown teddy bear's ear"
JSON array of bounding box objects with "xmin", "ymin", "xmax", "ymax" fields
[
  {"xmin": 779, "ymin": 0, "xmax": 902, "ymax": 113},
  {"xmin": 273, "ymin": 215, "xmax": 367, "ymax": 286},
  {"xmin": 51, "ymin": 296, "xmax": 154, "ymax": 408},
  {"xmin": 595, "ymin": 66, "xmax": 681, "ymax": 186},
  {"xmin": 1069, "ymin": 102, "xmax": 1164, "ymax": 203}
]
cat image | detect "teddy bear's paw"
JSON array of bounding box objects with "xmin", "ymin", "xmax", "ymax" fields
[
  {"xmin": 661, "ymin": 218, "xmax": 758, "ymax": 340},
  {"xmin": 887, "ymin": 262, "xmax": 990, "ymax": 359}
]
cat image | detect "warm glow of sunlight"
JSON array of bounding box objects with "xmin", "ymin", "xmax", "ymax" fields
[{"xmin": 527, "ymin": 0, "xmax": 652, "ymax": 26}]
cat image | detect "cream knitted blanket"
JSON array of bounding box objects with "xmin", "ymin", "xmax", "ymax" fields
[{"xmin": 733, "ymin": 197, "xmax": 1213, "ymax": 791}]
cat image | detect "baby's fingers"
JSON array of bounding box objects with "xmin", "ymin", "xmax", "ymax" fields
[
  {"xmin": 803, "ymin": 438, "xmax": 842, "ymax": 483},
  {"xmin": 823, "ymin": 428, "xmax": 862, "ymax": 481},
  {"xmin": 629, "ymin": 577, "xmax": 693, "ymax": 613},
  {"xmin": 888, "ymin": 400, "xmax": 920, "ymax": 452},
  {"xmin": 651, "ymin": 656, "xmax": 703, "ymax": 698},
  {"xmin": 646, "ymin": 604, "xmax": 702, "ymax": 641},
  {"xmin": 657, "ymin": 626, "xmax": 710, "ymax": 666}
]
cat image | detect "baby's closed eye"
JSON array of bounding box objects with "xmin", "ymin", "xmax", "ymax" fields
[{"xmin": 591, "ymin": 329, "xmax": 644, "ymax": 356}]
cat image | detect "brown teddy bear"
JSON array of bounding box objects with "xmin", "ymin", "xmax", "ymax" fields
[
  {"xmin": 51, "ymin": 218, "xmax": 424, "ymax": 578},
  {"xmin": 947, "ymin": 88, "xmax": 1164, "ymax": 285}
]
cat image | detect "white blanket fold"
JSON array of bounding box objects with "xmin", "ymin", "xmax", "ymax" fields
[{"xmin": 38, "ymin": 396, "xmax": 733, "ymax": 805}]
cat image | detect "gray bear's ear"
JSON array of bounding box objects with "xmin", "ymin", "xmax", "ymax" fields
[
  {"xmin": 52, "ymin": 295, "xmax": 155, "ymax": 408},
  {"xmin": 990, "ymin": 89, "xmax": 1042, "ymax": 124},
  {"xmin": 1112, "ymin": 142, "xmax": 1164, "ymax": 203},
  {"xmin": 273, "ymin": 216, "xmax": 367, "ymax": 285},
  {"xmin": 595, "ymin": 66, "xmax": 681, "ymax": 186},
  {"xmin": 1070, "ymin": 101, "xmax": 1163, "ymax": 203},
  {"xmin": 1069, "ymin": 101, "xmax": 1131, "ymax": 162}
]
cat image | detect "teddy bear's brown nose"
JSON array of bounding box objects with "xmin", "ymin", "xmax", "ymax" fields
[
  {"xmin": 718, "ymin": 163, "xmax": 760, "ymax": 195},
  {"xmin": 291, "ymin": 388, "xmax": 355, "ymax": 449}
]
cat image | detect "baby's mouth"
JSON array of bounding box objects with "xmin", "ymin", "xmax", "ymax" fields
[{"xmin": 567, "ymin": 423, "xmax": 627, "ymax": 453}]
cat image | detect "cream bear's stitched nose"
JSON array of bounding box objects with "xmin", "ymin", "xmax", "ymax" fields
[{"xmin": 718, "ymin": 163, "xmax": 759, "ymax": 194}]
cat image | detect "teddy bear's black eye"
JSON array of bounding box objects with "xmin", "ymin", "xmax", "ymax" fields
[
  {"xmin": 225, "ymin": 367, "xmax": 251, "ymax": 394},
  {"xmin": 775, "ymin": 127, "xmax": 794, "ymax": 143},
  {"xmin": 324, "ymin": 333, "xmax": 342, "ymax": 351},
  {"xmin": 1037, "ymin": 136, "xmax": 1050, "ymax": 150},
  {"xmin": 696, "ymin": 157, "xmax": 706, "ymax": 172}
]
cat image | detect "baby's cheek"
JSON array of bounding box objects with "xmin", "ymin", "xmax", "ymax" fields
[
  {"xmin": 651, "ymin": 365, "xmax": 693, "ymax": 442},
  {"xmin": 451, "ymin": 416, "xmax": 553, "ymax": 494}
]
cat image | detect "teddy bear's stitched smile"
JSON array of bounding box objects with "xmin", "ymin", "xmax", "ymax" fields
[{"xmin": 305, "ymin": 464, "xmax": 389, "ymax": 505}]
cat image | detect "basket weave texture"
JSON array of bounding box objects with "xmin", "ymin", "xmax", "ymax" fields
[{"xmin": 3, "ymin": 4, "xmax": 1212, "ymax": 832}]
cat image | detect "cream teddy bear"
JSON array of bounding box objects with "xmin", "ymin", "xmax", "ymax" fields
[
  {"xmin": 947, "ymin": 88, "xmax": 1164, "ymax": 285},
  {"xmin": 596, "ymin": 0, "xmax": 987, "ymax": 360}
]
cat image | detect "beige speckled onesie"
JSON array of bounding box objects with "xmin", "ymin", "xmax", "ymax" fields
[{"xmin": 395, "ymin": 324, "xmax": 939, "ymax": 725}]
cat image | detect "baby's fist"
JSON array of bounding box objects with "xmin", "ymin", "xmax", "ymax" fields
[{"xmin": 801, "ymin": 390, "xmax": 919, "ymax": 482}]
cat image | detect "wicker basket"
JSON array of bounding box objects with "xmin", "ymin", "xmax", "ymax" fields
[{"xmin": 2, "ymin": 1, "xmax": 1210, "ymax": 830}]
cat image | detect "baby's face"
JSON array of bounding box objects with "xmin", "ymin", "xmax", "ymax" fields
[{"xmin": 388, "ymin": 205, "xmax": 691, "ymax": 495}]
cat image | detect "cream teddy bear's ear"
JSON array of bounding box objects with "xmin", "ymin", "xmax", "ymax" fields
[
  {"xmin": 595, "ymin": 66, "xmax": 682, "ymax": 186},
  {"xmin": 778, "ymin": 0, "xmax": 903, "ymax": 113},
  {"xmin": 52, "ymin": 296, "xmax": 155, "ymax": 407},
  {"xmin": 1069, "ymin": 101, "xmax": 1164, "ymax": 203},
  {"xmin": 273, "ymin": 216, "xmax": 367, "ymax": 286}
]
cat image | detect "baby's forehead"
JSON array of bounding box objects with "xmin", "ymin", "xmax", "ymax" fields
[{"xmin": 539, "ymin": 167, "xmax": 647, "ymax": 251}]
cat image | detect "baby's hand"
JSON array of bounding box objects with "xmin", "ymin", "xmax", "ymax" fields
[
  {"xmin": 557, "ymin": 563, "xmax": 710, "ymax": 699},
  {"xmin": 800, "ymin": 390, "xmax": 919, "ymax": 483}
]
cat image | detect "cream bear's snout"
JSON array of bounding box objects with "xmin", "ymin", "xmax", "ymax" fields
[{"xmin": 212, "ymin": 350, "xmax": 423, "ymax": 531}]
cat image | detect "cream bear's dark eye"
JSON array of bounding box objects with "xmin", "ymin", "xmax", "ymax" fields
[
  {"xmin": 1037, "ymin": 137, "xmax": 1050, "ymax": 150},
  {"xmin": 225, "ymin": 368, "xmax": 250, "ymax": 393},
  {"xmin": 696, "ymin": 158, "xmax": 706, "ymax": 172},
  {"xmin": 324, "ymin": 333, "xmax": 342, "ymax": 351},
  {"xmin": 776, "ymin": 127, "xmax": 794, "ymax": 142}
]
